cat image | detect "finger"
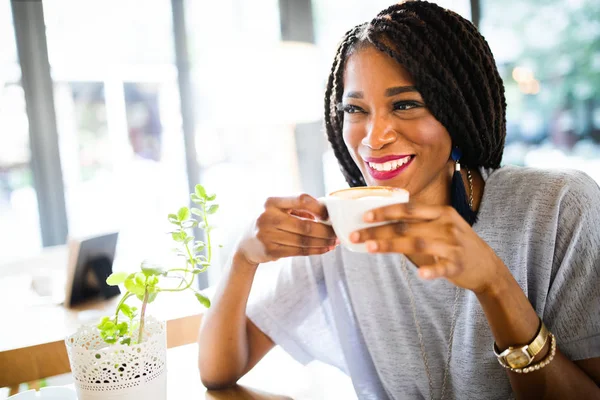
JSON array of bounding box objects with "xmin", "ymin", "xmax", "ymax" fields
[
  {"xmin": 275, "ymin": 210, "xmax": 337, "ymax": 240},
  {"xmin": 269, "ymin": 230, "xmax": 338, "ymax": 248},
  {"xmin": 418, "ymin": 258, "xmax": 460, "ymax": 280},
  {"xmin": 364, "ymin": 237, "xmax": 459, "ymax": 261},
  {"xmin": 364, "ymin": 202, "xmax": 451, "ymax": 223},
  {"xmin": 289, "ymin": 210, "xmax": 316, "ymax": 220},
  {"xmin": 350, "ymin": 221, "xmax": 447, "ymax": 243},
  {"xmin": 264, "ymin": 242, "xmax": 335, "ymax": 259},
  {"xmin": 265, "ymin": 194, "xmax": 329, "ymax": 221}
]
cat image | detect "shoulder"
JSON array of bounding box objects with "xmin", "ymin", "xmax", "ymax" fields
[{"xmin": 483, "ymin": 165, "xmax": 600, "ymax": 212}]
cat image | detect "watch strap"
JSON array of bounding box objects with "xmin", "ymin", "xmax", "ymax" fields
[{"xmin": 493, "ymin": 317, "xmax": 549, "ymax": 368}]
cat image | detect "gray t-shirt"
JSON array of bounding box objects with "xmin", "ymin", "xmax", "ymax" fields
[{"xmin": 246, "ymin": 166, "xmax": 600, "ymax": 400}]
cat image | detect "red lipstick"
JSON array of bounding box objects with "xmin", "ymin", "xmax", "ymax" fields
[{"xmin": 363, "ymin": 154, "xmax": 415, "ymax": 181}]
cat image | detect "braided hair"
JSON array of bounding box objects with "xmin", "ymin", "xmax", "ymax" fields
[{"xmin": 324, "ymin": 0, "xmax": 507, "ymax": 188}]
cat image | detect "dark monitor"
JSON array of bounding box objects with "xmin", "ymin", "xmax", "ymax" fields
[{"xmin": 64, "ymin": 232, "xmax": 120, "ymax": 308}]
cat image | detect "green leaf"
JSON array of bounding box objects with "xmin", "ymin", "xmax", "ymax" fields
[
  {"xmin": 182, "ymin": 220, "xmax": 197, "ymax": 229},
  {"xmin": 106, "ymin": 271, "xmax": 129, "ymax": 286},
  {"xmin": 193, "ymin": 243, "xmax": 205, "ymax": 252},
  {"xmin": 136, "ymin": 291, "xmax": 157, "ymax": 303},
  {"xmin": 124, "ymin": 277, "xmax": 145, "ymax": 296},
  {"xmin": 190, "ymin": 194, "xmax": 202, "ymax": 203},
  {"xmin": 172, "ymin": 248, "xmax": 187, "ymax": 257},
  {"xmin": 195, "ymin": 184, "xmax": 207, "ymax": 198},
  {"xmin": 141, "ymin": 261, "xmax": 167, "ymax": 277},
  {"xmin": 119, "ymin": 304, "xmax": 133, "ymax": 319},
  {"xmin": 184, "ymin": 236, "xmax": 194, "ymax": 244},
  {"xmin": 192, "ymin": 269, "xmax": 202, "ymax": 274},
  {"xmin": 168, "ymin": 214, "xmax": 179, "ymax": 224},
  {"xmin": 206, "ymin": 194, "xmax": 217, "ymax": 201},
  {"xmin": 97, "ymin": 316, "xmax": 111, "ymax": 329},
  {"xmin": 171, "ymin": 232, "xmax": 186, "ymax": 242},
  {"xmin": 120, "ymin": 337, "xmax": 131, "ymax": 346},
  {"xmin": 135, "ymin": 273, "xmax": 146, "ymax": 287},
  {"xmin": 194, "ymin": 292, "xmax": 211, "ymax": 308},
  {"xmin": 117, "ymin": 322, "xmax": 128, "ymax": 335},
  {"xmin": 207, "ymin": 204, "xmax": 219, "ymax": 214},
  {"xmin": 218, "ymin": 244, "xmax": 224, "ymax": 248},
  {"xmin": 103, "ymin": 321, "xmax": 115, "ymax": 331},
  {"xmin": 147, "ymin": 292, "xmax": 158, "ymax": 303},
  {"xmin": 177, "ymin": 207, "xmax": 190, "ymax": 221},
  {"xmin": 190, "ymin": 207, "xmax": 203, "ymax": 217}
]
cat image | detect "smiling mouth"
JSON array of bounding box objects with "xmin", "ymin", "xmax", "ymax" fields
[
  {"xmin": 367, "ymin": 155, "xmax": 413, "ymax": 172},
  {"xmin": 364, "ymin": 155, "xmax": 415, "ymax": 180}
]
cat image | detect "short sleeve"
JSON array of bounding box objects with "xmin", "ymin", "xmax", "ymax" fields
[
  {"xmin": 543, "ymin": 171, "xmax": 600, "ymax": 360},
  {"xmin": 246, "ymin": 255, "xmax": 345, "ymax": 369}
]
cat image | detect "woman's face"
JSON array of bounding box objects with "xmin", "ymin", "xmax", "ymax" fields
[{"xmin": 341, "ymin": 46, "xmax": 454, "ymax": 204}]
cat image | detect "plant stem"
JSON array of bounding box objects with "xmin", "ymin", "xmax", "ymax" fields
[
  {"xmin": 157, "ymin": 276, "xmax": 195, "ymax": 292},
  {"xmin": 169, "ymin": 268, "xmax": 193, "ymax": 274},
  {"xmin": 138, "ymin": 286, "xmax": 149, "ymax": 344},
  {"xmin": 202, "ymin": 205, "xmax": 212, "ymax": 264},
  {"xmin": 114, "ymin": 292, "xmax": 134, "ymax": 324}
]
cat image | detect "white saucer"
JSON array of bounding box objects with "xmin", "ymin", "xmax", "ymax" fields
[{"xmin": 8, "ymin": 387, "xmax": 77, "ymax": 400}]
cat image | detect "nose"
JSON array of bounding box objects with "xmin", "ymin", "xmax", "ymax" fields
[{"xmin": 361, "ymin": 114, "xmax": 398, "ymax": 150}]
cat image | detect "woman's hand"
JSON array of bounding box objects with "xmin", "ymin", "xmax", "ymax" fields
[
  {"xmin": 349, "ymin": 203, "xmax": 504, "ymax": 294},
  {"xmin": 236, "ymin": 194, "xmax": 338, "ymax": 266}
]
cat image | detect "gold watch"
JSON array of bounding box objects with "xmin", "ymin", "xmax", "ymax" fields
[{"xmin": 493, "ymin": 318, "xmax": 549, "ymax": 369}]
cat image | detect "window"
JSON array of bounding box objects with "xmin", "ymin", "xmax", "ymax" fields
[
  {"xmin": 481, "ymin": 0, "xmax": 600, "ymax": 182},
  {"xmin": 43, "ymin": 0, "xmax": 189, "ymax": 272},
  {"xmin": 186, "ymin": 0, "xmax": 300, "ymax": 281},
  {"xmin": 0, "ymin": 1, "xmax": 43, "ymax": 263}
]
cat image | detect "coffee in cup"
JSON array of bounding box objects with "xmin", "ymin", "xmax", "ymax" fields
[{"xmin": 319, "ymin": 186, "xmax": 409, "ymax": 252}]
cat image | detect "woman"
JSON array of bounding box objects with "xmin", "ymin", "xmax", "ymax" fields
[{"xmin": 198, "ymin": 1, "xmax": 600, "ymax": 398}]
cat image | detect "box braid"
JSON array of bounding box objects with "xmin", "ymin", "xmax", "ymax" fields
[{"xmin": 324, "ymin": 0, "xmax": 507, "ymax": 189}]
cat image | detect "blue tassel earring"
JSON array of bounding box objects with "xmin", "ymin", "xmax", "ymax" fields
[{"xmin": 451, "ymin": 148, "xmax": 478, "ymax": 225}]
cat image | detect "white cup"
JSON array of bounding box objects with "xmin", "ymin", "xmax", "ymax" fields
[{"xmin": 319, "ymin": 186, "xmax": 409, "ymax": 252}]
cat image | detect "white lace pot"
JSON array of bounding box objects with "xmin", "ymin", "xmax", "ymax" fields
[{"xmin": 65, "ymin": 316, "xmax": 167, "ymax": 400}]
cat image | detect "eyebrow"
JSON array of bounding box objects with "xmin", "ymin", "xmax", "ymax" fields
[{"xmin": 344, "ymin": 86, "xmax": 418, "ymax": 99}]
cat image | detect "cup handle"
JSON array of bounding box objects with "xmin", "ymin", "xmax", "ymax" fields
[{"xmin": 317, "ymin": 197, "xmax": 332, "ymax": 226}]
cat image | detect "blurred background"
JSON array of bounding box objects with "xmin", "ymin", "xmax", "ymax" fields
[{"xmin": 1, "ymin": 0, "xmax": 598, "ymax": 286}]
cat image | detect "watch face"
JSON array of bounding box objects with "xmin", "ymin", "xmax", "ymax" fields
[{"xmin": 506, "ymin": 350, "xmax": 531, "ymax": 368}]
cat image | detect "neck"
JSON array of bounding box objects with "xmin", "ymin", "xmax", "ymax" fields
[{"xmin": 410, "ymin": 161, "xmax": 484, "ymax": 212}]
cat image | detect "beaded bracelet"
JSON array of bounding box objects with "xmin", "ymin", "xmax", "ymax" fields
[{"xmin": 510, "ymin": 333, "xmax": 557, "ymax": 374}]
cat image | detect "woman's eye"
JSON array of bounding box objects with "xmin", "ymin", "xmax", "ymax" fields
[
  {"xmin": 340, "ymin": 104, "xmax": 364, "ymax": 114},
  {"xmin": 393, "ymin": 101, "xmax": 421, "ymax": 111}
]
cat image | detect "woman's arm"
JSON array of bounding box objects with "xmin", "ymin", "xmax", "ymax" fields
[
  {"xmin": 198, "ymin": 252, "xmax": 274, "ymax": 389},
  {"xmin": 477, "ymin": 260, "xmax": 600, "ymax": 399},
  {"xmin": 352, "ymin": 202, "xmax": 600, "ymax": 398},
  {"xmin": 197, "ymin": 195, "xmax": 336, "ymax": 389}
]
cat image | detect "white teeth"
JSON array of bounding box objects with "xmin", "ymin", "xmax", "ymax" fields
[{"xmin": 368, "ymin": 156, "xmax": 412, "ymax": 172}]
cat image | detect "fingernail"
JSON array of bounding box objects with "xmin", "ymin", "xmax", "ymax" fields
[
  {"xmin": 349, "ymin": 232, "xmax": 360, "ymax": 243},
  {"xmin": 421, "ymin": 269, "xmax": 433, "ymax": 278},
  {"xmin": 364, "ymin": 211, "xmax": 374, "ymax": 222},
  {"xmin": 335, "ymin": 238, "xmax": 341, "ymax": 245},
  {"xmin": 329, "ymin": 246, "xmax": 336, "ymax": 251},
  {"xmin": 366, "ymin": 241, "xmax": 378, "ymax": 252}
]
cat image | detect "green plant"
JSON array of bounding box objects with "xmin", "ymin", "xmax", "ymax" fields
[{"xmin": 97, "ymin": 184, "xmax": 218, "ymax": 346}]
